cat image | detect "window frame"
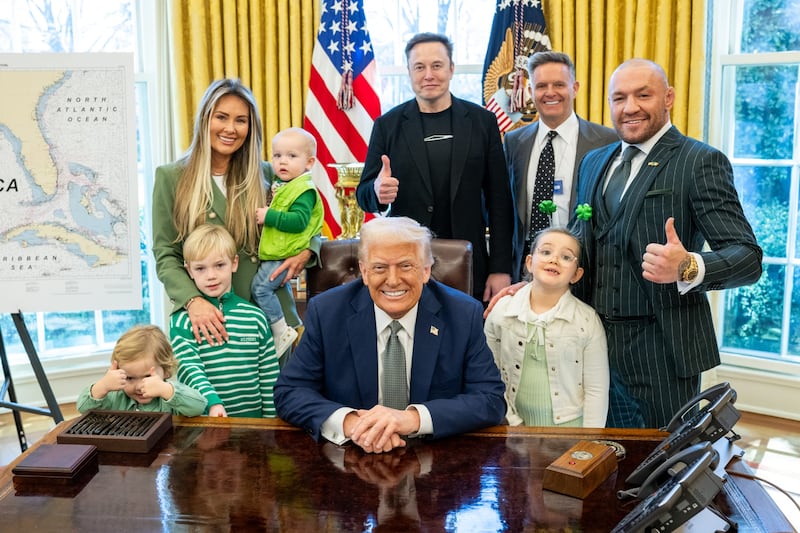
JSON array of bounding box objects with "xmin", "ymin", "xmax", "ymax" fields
[{"xmin": 707, "ymin": 0, "xmax": 800, "ymax": 378}]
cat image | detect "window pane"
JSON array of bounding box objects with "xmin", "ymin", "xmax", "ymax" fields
[
  {"xmin": 721, "ymin": 264, "xmax": 782, "ymax": 354},
  {"xmin": 0, "ymin": 1, "xmax": 133, "ymax": 53},
  {"xmin": 102, "ymin": 258, "xmax": 151, "ymax": 339},
  {"xmin": 788, "ymin": 267, "xmax": 800, "ymax": 356},
  {"xmin": 726, "ymin": 64, "xmax": 797, "ymax": 159},
  {"xmin": 0, "ymin": 313, "xmax": 39, "ymax": 355},
  {"xmin": 741, "ymin": 0, "xmax": 800, "ymax": 53},
  {"xmin": 366, "ymin": 0, "xmax": 494, "ymax": 109},
  {"xmin": 42, "ymin": 311, "xmax": 96, "ymax": 350},
  {"xmin": 733, "ymin": 165, "xmax": 790, "ymax": 258}
]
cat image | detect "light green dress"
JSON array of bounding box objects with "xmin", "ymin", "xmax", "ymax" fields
[{"xmin": 514, "ymin": 307, "xmax": 583, "ymax": 427}]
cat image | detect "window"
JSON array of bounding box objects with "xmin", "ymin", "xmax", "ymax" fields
[
  {"xmin": 709, "ymin": 0, "xmax": 800, "ymax": 373},
  {"xmin": 364, "ymin": 0, "xmax": 495, "ymax": 108},
  {"xmin": 0, "ymin": 0, "xmax": 161, "ymax": 362}
]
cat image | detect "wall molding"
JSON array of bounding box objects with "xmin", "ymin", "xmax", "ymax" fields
[{"xmin": 714, "ymin": 365, "xmax": 800, "ymax": 421}]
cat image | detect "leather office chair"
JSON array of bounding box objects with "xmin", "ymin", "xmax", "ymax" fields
[{"xmin": 306, "ymin": 238, "xmax": 473, "ymax": 299}]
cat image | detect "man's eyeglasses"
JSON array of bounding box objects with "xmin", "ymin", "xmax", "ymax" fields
[{"xmin": 534, "ymin": 248, "xmax": 578, "ymax": 265}]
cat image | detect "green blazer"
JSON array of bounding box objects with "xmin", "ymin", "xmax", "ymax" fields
[{"xmin": 152, "ymin": 160, "xmax": 320, "ymax": 324}]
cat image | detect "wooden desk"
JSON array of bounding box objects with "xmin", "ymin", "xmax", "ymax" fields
[{"xmin": 0, "ymin": 417, "xmax": 793, "ymax": 532}]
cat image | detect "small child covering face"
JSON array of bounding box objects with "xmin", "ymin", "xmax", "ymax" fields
[
  {"xmin": 77, "ymin": 325, "xmax": 207, "ymax": 416},
  {"xmin": 484, "ymin": 228, "xmax": 609, "ymax": 427}
]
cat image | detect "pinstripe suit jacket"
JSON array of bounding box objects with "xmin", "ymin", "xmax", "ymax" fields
[
  {"xmin": 504, "ymin": 116, "xmax": 617, "ymax": 281},
  {"xmin": 571, "ymin": 126, "xmax": 762, "ymax": 377}
]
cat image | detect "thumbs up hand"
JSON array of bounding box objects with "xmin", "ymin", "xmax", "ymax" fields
[
  {"xmin": 642, "ymin": 217, "xmax": 689, "ymax": 283},
  {"xmin": 140, "ymin": 366, "xmax": 170, "ymax": 400},
  {"xmin": 91, "ymin": 360, "xmax": 127, "ymax": 399},
  {"xmin": 373, "ymin": 154, "xmax": 399, "ymax": 206}
]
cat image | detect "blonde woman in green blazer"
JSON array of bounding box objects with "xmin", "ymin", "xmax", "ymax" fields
[{"xmin": 153, "ymin": 79, "xmax": 319, "ymax": 349}]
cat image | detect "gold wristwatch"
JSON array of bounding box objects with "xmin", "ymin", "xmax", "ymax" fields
[{"xmin": 679, "ymin": 254, "xmax": 699, "ymax": 282}]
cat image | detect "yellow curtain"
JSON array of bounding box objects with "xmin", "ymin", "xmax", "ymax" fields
[
  {"xmin": 170, "ymin": 0, "xmax": 320, "ymax": 159},
  {"xmin": 542, "ymin": 0, "xmax": 706, "ymax": 140}
]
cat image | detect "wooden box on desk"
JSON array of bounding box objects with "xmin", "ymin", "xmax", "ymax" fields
[
  {"xmin": 542, "ymin": 440, "xmax": 618, "ymax": 499},
  {"xmin": 56, "ymin": 410, "xmax": 172, "ymax": 453},
  {"xmin": 12, "ymin": 444, "xmax": 98, "ymax": 492}
]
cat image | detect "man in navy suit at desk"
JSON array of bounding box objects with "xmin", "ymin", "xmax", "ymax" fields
[{"xmin": 274, "ymin": 216, "xmax": 506, "ymax": 453}]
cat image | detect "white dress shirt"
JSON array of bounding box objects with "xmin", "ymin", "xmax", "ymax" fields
[
  {"xmin": 526, "ymin": 112, "xmax": 580, "ymax": 229},
  {"xmin": 320, "ymin": 304, "xmax": 434, "ymax": 445}
]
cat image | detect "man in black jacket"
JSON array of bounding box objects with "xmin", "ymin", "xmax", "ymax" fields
[{"xmin": 356, "ymin": 32, "xmax": 514, "ymax": 303}]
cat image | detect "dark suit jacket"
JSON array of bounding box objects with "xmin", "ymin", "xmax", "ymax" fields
[
  {"xmin": 356, "ymin": 96, "xmax": 514, "ymax": 297},
  {"xmin": 504, "ymin": 116, "xmax": 617, "ymax": 281},
  {"xmin": 571, "ymin": 126, "xmax": 762, "ymax": 377},
  {"xmin": 273, "ymin": 279, "xmax": 506, "ymax": 441}
]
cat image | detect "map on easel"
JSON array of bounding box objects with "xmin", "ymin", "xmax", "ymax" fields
[{"xmin": 0, "ymin": 53, "xmax": 140, "ymax": 313}]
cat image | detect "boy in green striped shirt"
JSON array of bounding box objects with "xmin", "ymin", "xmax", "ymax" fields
[{"xmin": 170, "ymin": 224, "xmax": 280, "ymax": 417}]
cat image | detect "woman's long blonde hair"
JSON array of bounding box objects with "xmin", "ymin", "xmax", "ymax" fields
[{"xmin": 173, "ymin": 79, "xmax": 266, "ymax": 255}]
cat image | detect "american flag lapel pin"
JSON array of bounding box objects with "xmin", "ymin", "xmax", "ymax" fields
[{"xmin": 430, "ymin": 326, "xmax": 439, "ymax": 336}]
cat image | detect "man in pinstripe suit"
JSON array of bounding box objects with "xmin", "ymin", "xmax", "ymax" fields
[{"xmin": 571, "ymin": 58, "xmax": 762, "ymax": 428}]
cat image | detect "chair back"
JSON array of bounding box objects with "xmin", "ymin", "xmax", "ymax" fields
[{"xmin": 306, "ymin": 238, "xmax": 473, "ymax": 299}]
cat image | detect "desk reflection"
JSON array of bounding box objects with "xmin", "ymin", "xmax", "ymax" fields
[{"xmin": 159, "ymin": 426, "xmax": 611, "ymax": 531}]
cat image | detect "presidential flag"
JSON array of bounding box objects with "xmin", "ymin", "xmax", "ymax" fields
[
  {"xmin": 482, "ymin": 0, "xmax": 551, "ymax": 133},
  {"xmin": 304, "ymin": 0, "xmax": 381, "ymax": 239}
]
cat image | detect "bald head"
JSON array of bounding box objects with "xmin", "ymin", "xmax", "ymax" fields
[
  {"xmin": 611, "ymin": 59, "xmax": 669, "ymax": 90},
  {"xmin": 608, "ymin": 58, "xmax": 675, "ymax": 144}
]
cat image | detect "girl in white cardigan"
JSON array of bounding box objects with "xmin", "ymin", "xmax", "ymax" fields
[{"xmin": 484, "ymin": 228, "xmax": 609, "ymax": 427}]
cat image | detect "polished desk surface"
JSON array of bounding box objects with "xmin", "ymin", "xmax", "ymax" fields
[{"xmin": 0, "ymin": 417, "xmax": 793, "ymax": 532}]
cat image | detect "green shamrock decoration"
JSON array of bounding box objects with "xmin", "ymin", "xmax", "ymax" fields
[
  {"xmin": 538, "ymin": 200, "xmax": 557, "ymax": 215},
  {"xmin": 575, "ymin": 203, "xmax": 593, "ymax": 221}
]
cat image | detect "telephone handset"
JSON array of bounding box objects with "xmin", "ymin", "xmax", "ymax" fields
[
  {"xmin": 620, "ymin": 441, "xmax": 719, "ymax": 500},
  {"xmin": 663, "ymin": 382, "xmax": 737, "ymax": 434},
  {"xmin": 625, "ymin": 382, "xmax": 740, "ymax": 487},
  {"xmin": 612, "ymin": 442, "xmax": 726, "ymax": 533}
]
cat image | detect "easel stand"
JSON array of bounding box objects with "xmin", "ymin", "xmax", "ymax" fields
[{"xmin": 0, "ymin": 312, "xmax": 64, "ymax": 452}]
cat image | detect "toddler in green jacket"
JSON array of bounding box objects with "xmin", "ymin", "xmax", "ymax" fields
[{"xmin": 78, "ymin": 324, "xmax": 206, "ymax": 415}]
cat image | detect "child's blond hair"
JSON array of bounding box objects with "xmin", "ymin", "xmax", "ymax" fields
[
  {"xmin": 273, "ymin": 127, "xmax": 317, "ymax": 157},
  {"xmin": 183, "ymin": 224, "xmax": 237, "ymax": 264},
  {"xmin": 112, "ymin": 325, "xmax": 178, "ymax": 378}
]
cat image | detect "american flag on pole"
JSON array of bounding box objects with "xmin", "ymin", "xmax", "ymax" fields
[
  {"xmin": 482, "ymin": 0, "xmax": 550, "ymax": 133},
  {"xmin": 304, "ymin": 0, "xmax": 381, "ymax": 239}
]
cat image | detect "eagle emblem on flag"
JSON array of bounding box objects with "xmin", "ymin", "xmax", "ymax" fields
[{"xmin": 482, "ymin": 1, "xmax": 551, "ymax": 134}]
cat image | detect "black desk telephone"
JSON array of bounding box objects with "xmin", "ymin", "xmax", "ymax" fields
[
  {"xmin": 611, "ymin": 383, "xmax": 741, "ymax": 532},
  {"xmin": 611, "ymin": 442, "xmax": 727, "ymax": 533},
  {"xmin": 625, "ymin": 382, "xmax": 740, "ymax": 487}
]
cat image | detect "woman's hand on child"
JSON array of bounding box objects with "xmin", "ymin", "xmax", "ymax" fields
[
  {"xmin": 271, "ymin": 248, "xmax": 312, "ymax": 284},
  {"xmin": 188, "ymin": 297, "xmax": 228, "ymax": 346},
  {"xmin": 256, "ymin": 207, "xmax": 267, "ymax": 225}
]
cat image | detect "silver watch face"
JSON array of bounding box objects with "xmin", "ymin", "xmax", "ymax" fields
[{"xmin": 571, "ymin": 450, "xmax": 594, "ymax": 461}]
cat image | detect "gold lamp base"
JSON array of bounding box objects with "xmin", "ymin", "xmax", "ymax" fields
[{"xmin": 328, "ymin": 162, "xmax": 365, "ymax": 239}]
